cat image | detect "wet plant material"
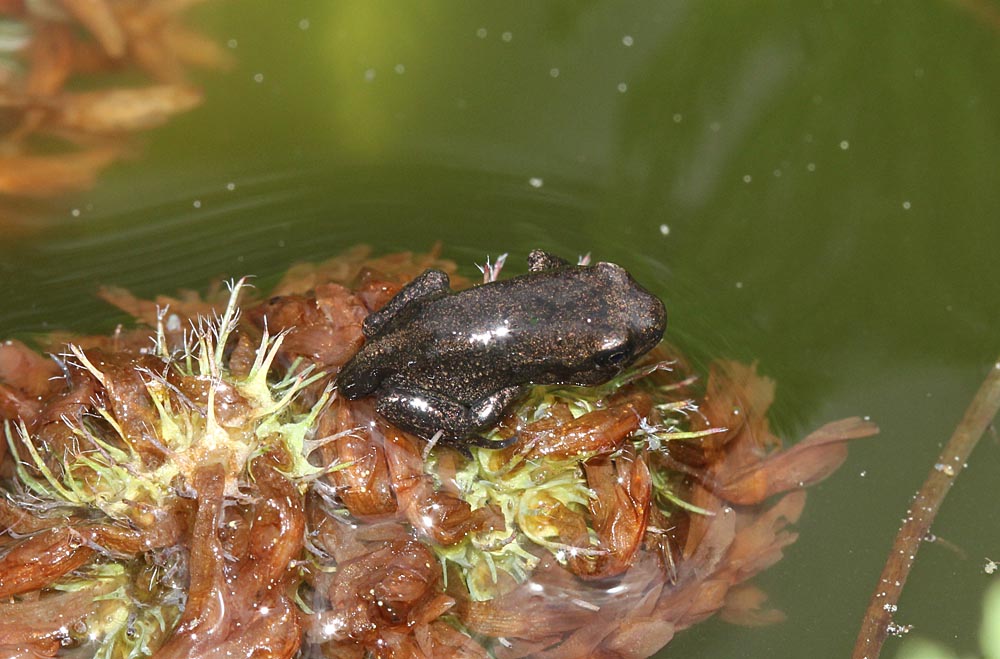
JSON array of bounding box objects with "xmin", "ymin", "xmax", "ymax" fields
[
  {"xmin": 0, "ymin": 0, "xmax": 231, "ymax": 233},
  {"xmin": 0, "ymin": 247, "xmax": 878, "ymax": 659}
]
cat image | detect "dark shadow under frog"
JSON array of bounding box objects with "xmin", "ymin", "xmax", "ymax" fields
[{"xmin": 335, "ymin": 250, "xmax": 666, "ymax": 449}]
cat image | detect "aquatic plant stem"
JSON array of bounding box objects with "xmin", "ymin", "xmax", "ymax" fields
[{"xmin": 852, "ymin": 356, "xmax": 1000, "ymax": 659}]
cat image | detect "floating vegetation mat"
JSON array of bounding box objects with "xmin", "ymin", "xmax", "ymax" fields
[{"xmin": 0, "ymin": 246, "xmax": 878, "ymax": 658}]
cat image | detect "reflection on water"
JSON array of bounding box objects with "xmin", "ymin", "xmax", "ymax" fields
[{"xmin": 1, "ymin": 1, "xmax": 1000, "ymax": 657}]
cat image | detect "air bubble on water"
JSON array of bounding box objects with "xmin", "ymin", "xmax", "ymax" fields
[
  {"xmin": 659, "ymin": 224, "xmax": 670, "ymax": 236},
  {"xmin": 840, "ymin": 140, "xmax": 850, "ymax": 150},
  {"xmin": 773, "ymin": 169, "xmax": 782, "ymax": 177},
  {"xmin": 71, "ymin": 208, "xmax": 80, "ymax": 217},
  {"xmin": 253, "ymin": 73, "xmax": 264, "ymax": 83},
  {"xmin": 742, "ymin": 174, "xmax": 752, "ymax": 183},
  {"xmin": 364, "ymin": 68, "xmax": 376, "ymax": 82},
  {"xmin": 193, "ymin": 200, "xmax": 202, "ymax": 209},
  {"xmin": 227, "ymin": 39, "xmax": 238, "ymax": 49},
  {"xmin": 806, "ymin": 162, "xmax": 816, "ymax": 172},
  {"xmin": 528, "ymin": 177, "xmax": 544, "ymax": 188},
  {"xmin": 735, "ymin": 281, "xmax": 744, "ymax": 289},
  {"xmin": 298, "ymin": 18, "xmax": 310, "ymax": 30},
  {"xmin": 617, "ymin": 82, "xmax": 628, "ymax": 93},
  {"xmin": 476, "ymin": 28, "xmax": 488, "ymax": 39},
  {"xmin": 622, "ymin": 35, "xmax": 634, "ymax": 47},
  {"xmin": 549, "ymin": 67, "xmax": 560, "ymax": 78},
  {"xmin": 226, "ymin": 182, "xmax": 236, "ymax": 191},
  {"xmin": 902, "ymin": 200, "xmax": 911, "ymax": 210},
  {"xmin": 501, "ymin": 31, "xmax": 513, "ymax": 42},
  {"xmin": 672, "ymin": 113, "xmax": 682, "ymax": 123}
]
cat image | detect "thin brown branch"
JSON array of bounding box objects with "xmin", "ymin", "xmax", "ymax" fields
[{"xmin": 852, "ymin": 357, "xmax": 1000, "ymax": 659}]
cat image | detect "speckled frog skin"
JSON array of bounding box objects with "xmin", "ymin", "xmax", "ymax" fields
[{"xmin": 335, "ymin": 250, "xmax": 666, "ymax": 448}]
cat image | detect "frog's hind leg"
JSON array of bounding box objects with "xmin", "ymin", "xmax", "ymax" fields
[
  {"xmin": 373, "ymin": 385, "xmax": 524, "ymax": 451},
  {"xmin": 361, "ymin": 269, "xmax": 450, "ymax": 338}
]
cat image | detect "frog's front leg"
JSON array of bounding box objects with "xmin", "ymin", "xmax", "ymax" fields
[{"xmin": 374, "ymin": 385, "xmax": 523, "ymax": 448}]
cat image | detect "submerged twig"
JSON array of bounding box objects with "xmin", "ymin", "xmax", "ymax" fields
[{"xmin": 852, "ymin": 356, "xmax": 1000, "ymax": 659}]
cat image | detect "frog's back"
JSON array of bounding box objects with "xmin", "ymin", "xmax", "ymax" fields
[{"xmin": 337, "ymin": 257, "xmax": 665, "ymax": 399}]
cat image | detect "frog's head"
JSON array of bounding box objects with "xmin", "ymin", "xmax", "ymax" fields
[
  {"xmin": 533, "ymin": 261, "xmax": 666, "ymax": 386},
  {"xmin": 587, "ymin": 261, "xmax": 666, "ymax": 379}
]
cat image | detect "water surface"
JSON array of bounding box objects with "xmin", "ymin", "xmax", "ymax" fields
[{"xmin": 2, "ymin": 2, "xmax": 999, "ymax": 657}]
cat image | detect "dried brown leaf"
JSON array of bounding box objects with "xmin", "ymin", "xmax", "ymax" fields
[
  {"xmin": 513, "ymin": 392, "xmax": 651, "ymax": 461},
  {"xmin": 0, "ymin": 578, "xmax": 117, "ymax": 649},
  {"xmin": 716, "ymin": 416, "xmax": 879, "ymax": 505},
  {"xmin": 0, "ymin": 527, "xmax": 96, "ymax": 598},
  {"xmin": 719, "ymin": 584, "xmax": 786, "ymax": 627},
  {"xmin": 0, "ymin": 147, "xmax": 120, "ymax": 196},
  {"xmin": 319, "ymin": 398, "xmax": 398, "ymax": 517},
  {"xmin": 162, "ymin": 23, "xmax": 235, "ymax": 70},
  {"xmin": 50, "ymin": 84, "xmax": 202, "ymax": 134},
  {"xmin": 57, "ymin": 0, "xmax": 125, "ymax": 57}
]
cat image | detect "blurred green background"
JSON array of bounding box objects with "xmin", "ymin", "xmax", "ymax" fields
[{"xmin": 2, "ymin": 1, "xmax": 1000, "ymax": 657}]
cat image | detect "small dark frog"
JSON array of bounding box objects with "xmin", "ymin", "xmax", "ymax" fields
[{"xmin": 335, "ymin": 250, "xmax": 666, "ymax": 448}]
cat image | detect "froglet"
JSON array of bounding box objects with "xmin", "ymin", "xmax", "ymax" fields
[{"xmin": 335, "ymin": 250, "xmax": 666, "ymax": 448}]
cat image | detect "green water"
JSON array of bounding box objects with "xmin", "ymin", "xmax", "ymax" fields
[{"xmin": 2, "ymin": 2, "xmax": 1000, "ymax": 657}]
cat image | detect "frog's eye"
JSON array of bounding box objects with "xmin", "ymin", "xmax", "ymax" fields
[{"xmin": 595, "ymin": 346, "xmax": 630, "ymax": 368}]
